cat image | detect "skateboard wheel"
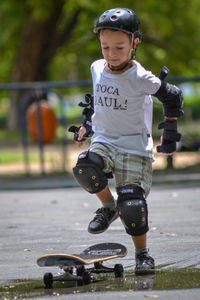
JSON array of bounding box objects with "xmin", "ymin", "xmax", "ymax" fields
[
  {"xmin": 43, "ymin": 272, "xmax": 53, "ymax": 288},
  {"xmin": 114, "ymin": 264, "xmax": 124, "ymax": 278},
  {"xmin": 82, "ymin": 271, "xmax": 92, "ymax": 285},
  {"xmin": 76, "ymin": 265, "xmax": 85, "ymax": 276},
  {"xmin": 77, "ymin": 271, "xmax": 92, "ymax": 286}
]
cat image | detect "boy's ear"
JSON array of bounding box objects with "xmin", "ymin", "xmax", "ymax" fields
[{"xmin": 133, "ymin": 37, "xmax": 140, "ymax": 49}]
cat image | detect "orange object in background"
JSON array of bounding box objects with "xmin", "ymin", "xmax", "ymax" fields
[{"xmin": 27, "ymin": 100, "xmax": 57, "ymax": 143}]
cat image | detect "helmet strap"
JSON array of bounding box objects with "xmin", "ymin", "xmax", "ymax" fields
[
  {"xmin": 107, "ymin": 61, "xmax": 131, "ymax": 72},
  {"xmin": 131, "ymin": 49, "xmax": 136, "ymax": 59},
  {"xmin": 131, "ymin": 33, "xmax": 137, "ymax": 59}
]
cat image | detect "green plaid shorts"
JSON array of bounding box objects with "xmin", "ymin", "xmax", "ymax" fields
[{"xmin": 89, "ymin": 142, "xmax": 152, "ymax": 197}]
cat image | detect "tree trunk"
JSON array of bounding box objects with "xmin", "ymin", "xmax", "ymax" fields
[
  {"xmin": 7, "ymin": 18, "xmax": 49, "ymax": 130},
  {"xmin": 7, "ymin": 1, "xmax": 81, "ymax": 130}
]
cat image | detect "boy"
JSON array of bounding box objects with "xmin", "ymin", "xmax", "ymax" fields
[{"xmin": 69, "ymin": 8, "xmax": 183, "ymax": 274}]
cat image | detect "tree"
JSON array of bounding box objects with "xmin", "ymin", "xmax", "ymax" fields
[{"xmin": 6, "ymin": 0, "xmax": 83, "ymax": 130}]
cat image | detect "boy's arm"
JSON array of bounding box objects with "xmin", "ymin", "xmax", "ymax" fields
[
  {"xmin": 68, "ymin": 93, "xmax": 93, "ymax": 143},
  {"xmin": 153, "ymin": 69, "xmax": 184, "ymax": 154},
  {"xmin": 80, "ymin": 93, "xmax": 94, "ymax": 137},
  {"xmin": 153, "ymin": 80, "xmax": 184, "ymax": 118}
]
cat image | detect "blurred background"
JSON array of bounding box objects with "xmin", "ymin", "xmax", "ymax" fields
[{"xmin": 0, "ymin": 0, "xmax": 200, "ymax": 179}]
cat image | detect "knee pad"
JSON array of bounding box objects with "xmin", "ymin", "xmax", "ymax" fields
[
  {"xmin": 116, "ymin": 185, "xmax": 149, "ymax": 236},
  {"xmin": 73, "ymin": 151, "xmax": 108, "ymax": 193}
]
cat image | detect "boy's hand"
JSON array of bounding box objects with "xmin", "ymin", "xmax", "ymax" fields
[
  {"xmin": 76, "ymin": 126, "xmax": 87, "ymax": 147},
  {"xmin": 156, "ymin": 118, "xmax": 181, "ymax": 155},
  {"xmin": 68, "ymin": 125, "xmax": 87, "ymax": 147}
]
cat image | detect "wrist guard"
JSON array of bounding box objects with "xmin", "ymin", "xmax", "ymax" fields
[
  {"xmin": 153, "ymin": 81, "xmax": 184, "ymax": 118},
  {"xmin": 68, "ymin": 93, "xmax": 93, "ymax": 142},
  {"xmin": 68, "ymin": 125, "xmax": 82, "ymax": 141},
  {"xmin": 79, "ymin": 93, "xmax": 93, "ymax": 135},
  {"xmin": 157, "ymin": 119, "xmax": 181, "ymax": 153}
]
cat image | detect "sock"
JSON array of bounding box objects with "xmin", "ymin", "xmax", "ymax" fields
[
  {"xmin": 135, "ymin": 248, "xmax": 148, "ymax": 257},
  {"xmin": 102, "ymin": 197, "xmax": 116, "ymax": 211}
]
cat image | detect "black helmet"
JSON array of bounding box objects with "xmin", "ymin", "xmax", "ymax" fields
[{"xmin": 94, "ymin": 8, "xmax": 141, "ymax": 38}]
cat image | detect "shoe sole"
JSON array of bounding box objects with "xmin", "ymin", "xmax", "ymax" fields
[
  {"xmin": 88, "ymin": 213, "xmax": 119, "ymax": 234},
  {"xmin": 135, "ymin": 268, "xmax": 155, "ymax": 275}
]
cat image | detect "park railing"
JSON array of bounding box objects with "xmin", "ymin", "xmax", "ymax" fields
[{"xmin": 0, "ymin": 75, "xmax": 199, "ymax": 174}]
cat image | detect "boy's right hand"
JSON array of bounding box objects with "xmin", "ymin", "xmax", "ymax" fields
[
  {"xmin": 68, "ymin": 125, "xmax": 87, "ymax": 147},
  {"xmin": 76, "ymin": 126, "xmax": 87, "ymax": 147}
]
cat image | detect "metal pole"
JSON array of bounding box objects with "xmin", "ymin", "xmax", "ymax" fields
[{"xmin": 36, "ymin": 97, "xmax": 45, "ymax": 175}]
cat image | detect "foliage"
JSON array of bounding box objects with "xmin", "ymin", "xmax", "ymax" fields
[
  {"xmin": 1, "ymin": 0, "xmax": 200, "ymax": 84},
  {"xmin": 1, "ymin": 0, "xmax": 200, "ymax": 132},
  {"xmin": 49, "ymin": 0, "xmax": 200, "ymax": 79}
]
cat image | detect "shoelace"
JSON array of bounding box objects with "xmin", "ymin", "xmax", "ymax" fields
[
  {"xmin": 136, "ymin": 254, "xmax": 154, "ymax": 266},
  {"xmin": 93, "ymin": 207, "xmax": 111, "ymax": 222}
]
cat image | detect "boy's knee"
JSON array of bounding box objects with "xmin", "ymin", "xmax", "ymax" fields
[
  {"xmin": 73, "ymin": 151, "xmax": 108, "ymax": 193},
  {"xmin": 116, "ymin": 185, "xmax": 149, "ymax": 236}
]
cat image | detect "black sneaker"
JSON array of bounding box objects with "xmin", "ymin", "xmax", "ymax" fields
[
  {"xmin": 135, "ymin": 250, "xmax": 155, "ymax": 275},
  {"xmin": 88, "ymin": 207, "xmax": 118, "ymax": 234}
]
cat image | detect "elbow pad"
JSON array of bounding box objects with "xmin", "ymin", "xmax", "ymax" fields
[{"xmin": 153, "ymin": 81, "xmax": 184, "ymax": 118}]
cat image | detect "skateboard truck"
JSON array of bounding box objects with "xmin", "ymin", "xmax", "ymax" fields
[{"xmin": 43, "ymin": 261, "xmax": 124, "ymax": 288}]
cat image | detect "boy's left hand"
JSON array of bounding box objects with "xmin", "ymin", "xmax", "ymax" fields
[{"xmin": 156, "ymin": 119, "xmax": 181, "ymax": 154}]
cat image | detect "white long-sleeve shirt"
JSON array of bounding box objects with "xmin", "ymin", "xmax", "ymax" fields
[{"xmin": 90, "ymin": 59, "xmax": 161, "ymax": 160}]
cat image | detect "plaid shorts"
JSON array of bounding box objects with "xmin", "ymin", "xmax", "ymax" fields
[{"xmin": 89, "ymin": 142, "xmax": 152, "ymax": 197}]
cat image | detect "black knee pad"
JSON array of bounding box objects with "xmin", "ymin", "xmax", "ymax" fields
[
  {"xmin": 116, "ymin": 185, "xmax": 149, "ymax": 236},
  {"xmin": 73, "ymin": 151, "xmax": 108, "ymax": 193}
]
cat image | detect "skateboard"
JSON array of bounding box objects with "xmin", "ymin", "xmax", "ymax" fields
[{"xmin": 37, "ymin": 242, "xmax": 127, "ymax": 288}]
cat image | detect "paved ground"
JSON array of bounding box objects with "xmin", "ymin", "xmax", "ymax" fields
[
  {"xmin": 1, "ymin": 168, "xmax": 200, "ymax": 190},
  {"xmin": 0, "ymin": 181, "xmax": 200, "ymax": 299}
]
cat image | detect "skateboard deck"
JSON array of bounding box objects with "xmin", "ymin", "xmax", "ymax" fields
[
  {"xmin": 37, "ymin": 242, "xmax": 127, "ymax": 267},
  {"xmin": 37, "ymin": 242, "xmax": 127, "ymax": 288}
]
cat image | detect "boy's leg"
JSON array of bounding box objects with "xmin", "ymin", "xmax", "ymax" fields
[
  {"xmin": 72, "ymin": 143, "xmax": 118, "ymax": 234},
  {"xmin": 88, "ymin": 185, "xmax": 118, "ymax": 234},
  {"xmin": 116, "ymin": 187, "xmax": 155, "ymax": 274},
  {"xmin": 132, "ymin": 234, "xmax": 155, "ymax": 274},
  {"xmin": 77, "ymin": 143, "xmax": 118, "ymax": 234},
  {"xmin": 115, "ymin": 153, "xmax": 155, "ymax": 274},
  {"xmin": 96, "ymin": 184, "xmax": 113, "ymax": 203},
  {"xmin": 132, "ymin": 233, "xmax": 146, "ymax": 249}
]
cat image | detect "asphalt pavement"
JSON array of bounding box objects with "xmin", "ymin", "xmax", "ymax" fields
[{"xmin": 0, "ymin": 179, "xmax": 200, "ymax": 299}]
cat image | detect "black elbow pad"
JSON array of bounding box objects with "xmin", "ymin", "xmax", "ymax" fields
[{"xmin": 153, "ymin": 81, "xmax": 184, "ymax": 117}]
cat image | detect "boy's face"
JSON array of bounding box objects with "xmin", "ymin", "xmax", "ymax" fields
[{"xmin": 99, "ymin": 29, "xmax": 133, "ymax": 68}]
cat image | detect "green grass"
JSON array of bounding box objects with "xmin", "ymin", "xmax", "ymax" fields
[
  {"xmin": 0, "ymin": 130, "xmax": 21, "ymax": 142},
  {"xmin": 0, "ymin": 151, "xmax": 39, "ymax": 165}
]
